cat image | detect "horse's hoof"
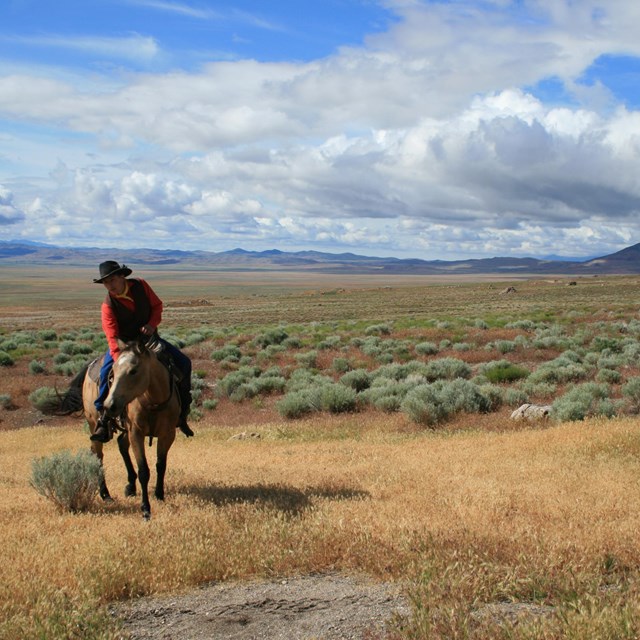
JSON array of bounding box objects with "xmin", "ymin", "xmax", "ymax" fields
[
  {"xmin": 102, "ymin": 495, "xmax": 114, "ymax": 504},
  {"xmin": 142, "ymin": 511, "xmax": 151, "ymax": 520},
  {"xmin": 124, "ymin": 485, "xmax": 137, "ymax": 498}
]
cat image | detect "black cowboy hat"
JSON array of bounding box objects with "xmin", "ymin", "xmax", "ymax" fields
[{"xmin": 93, "ymin": 260, "xmax": 133, "ymax": 283}]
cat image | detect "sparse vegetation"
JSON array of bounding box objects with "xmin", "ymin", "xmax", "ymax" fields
[{"xmin": 5, "ymin": 270, "xmax": 640, "ymax": 638}]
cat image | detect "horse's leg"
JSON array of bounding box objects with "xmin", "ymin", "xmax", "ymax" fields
[
  {"xmin": 90, "ymin": 441, "xmax": 112, "ymax": 501},
  {"xmin": 129, "ymin": 429, "xmax": 151, "ymax": 519},
  {"xmin": 84, "ymin": 374, "xmax": 113, "ymax": 501},
  {"xmin": 154, "ymin": 425, "xmax": 176, "ymax": 501},
  {"xmin": 116, "ymin": 431, "xmax": 138, "ymax": 497}
]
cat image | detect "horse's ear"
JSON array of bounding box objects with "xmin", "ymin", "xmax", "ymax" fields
[
  {"xmin": 133, "ymin": 336, "xmax": 148, "ymax": 354},
  {"xmin": 116, "ymin": 338, "xmax": 127, "ymax": 352}
]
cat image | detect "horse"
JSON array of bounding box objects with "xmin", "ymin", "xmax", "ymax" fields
[{"xmin": 43, "ymin": 337, "xmax": 181, "ymax": 519}]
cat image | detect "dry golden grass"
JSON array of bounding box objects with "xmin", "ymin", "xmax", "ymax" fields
[{"xmin": 2, "ymin": 411, "xmax": 640, "ymax": 638}]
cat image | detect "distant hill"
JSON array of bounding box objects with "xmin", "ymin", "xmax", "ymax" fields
[{"xmin": 2, "ymin": 240, "xmax": 640, "ymax": 275}]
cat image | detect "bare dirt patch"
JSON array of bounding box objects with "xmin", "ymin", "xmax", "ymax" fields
[{"xmin": 113, "ymin": 573, "xmax": 410, "ymax": 640}]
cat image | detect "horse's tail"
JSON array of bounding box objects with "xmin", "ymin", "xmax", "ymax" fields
[{"xmin": 37, "ymin": 363, "xmax": 89, "ymax": 415}]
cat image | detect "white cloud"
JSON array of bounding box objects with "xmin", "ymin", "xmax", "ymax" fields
[
  {"xmin": 3, "ymin": 1, "xmax": 640, "ymax": 258},
  {"xmin": 3, "ymin": 33, "xmax": 160, "ymax": 64},
  {"xmin": 0, "ymin": 185, "xmax": 25, "ymax": 224}
]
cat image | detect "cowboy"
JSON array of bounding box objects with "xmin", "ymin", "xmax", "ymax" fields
[{"xmin": 91, "ymin": 260, "xmax": 194, "ymax": 442}]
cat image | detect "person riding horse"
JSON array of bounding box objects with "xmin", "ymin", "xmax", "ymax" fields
[{"xmin": 91, "ymin": 260, "xmax": 194, "ymax": 442}]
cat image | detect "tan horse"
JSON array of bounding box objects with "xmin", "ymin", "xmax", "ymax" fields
[{"xmin": 44, "ymin": 338, "xmax": 180, "ymax": 519}]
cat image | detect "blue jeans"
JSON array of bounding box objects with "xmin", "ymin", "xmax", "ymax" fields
[{"xmin": 95, "ymin": 338, "xmax": 192, "ymax": 418}]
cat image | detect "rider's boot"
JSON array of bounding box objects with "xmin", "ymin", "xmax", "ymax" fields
[
  {"xmin": 178, "ymin": 414, "xmax": 194, "ymax": 437},
  {"xmin": 90, "ymin": 411, "xmax": 114, "ymax": 443}
]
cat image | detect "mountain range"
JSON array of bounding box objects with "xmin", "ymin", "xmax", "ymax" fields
[{"xmin": 2, "ymin": 240, "xmax": 640, "ymax": 275}]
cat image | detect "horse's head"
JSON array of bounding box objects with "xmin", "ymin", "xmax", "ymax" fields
[{"xmin": 104, "ymin": 338, "xmax": 153, "ymax": 417}]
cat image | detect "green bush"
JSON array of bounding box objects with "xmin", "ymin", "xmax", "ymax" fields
[
  {"xmin": 621, "ymin": 377, "xmax": 640, "ymax": 414},
  {"xmin": 528, "ymin": 353, "xmax": 589, "ymax": 385},
  {"xmin": 254, "ymin": 327, "xmax": 288, "ymax": 347},
  {"xmin": 276, "ymin": 391, "xmax": 317, "ymax": 418},
  {"xmin": 595, "ymin": 368, "xmax": 621, "ymax": 384},
  {"xmin": 211, "ymin": 344, "xmax": 242, "ymax": 362},
  {"xmin": 0, "ymin": 394, "xmax": 12, "ymax": 409},
  {"xmin": 29, "ymin": 386, "xmax": 58, "ymax": 411},
  {"xmin": 415, "ymin": 341, "xmax": 439, "ymax": 356},
  {"xmin": 218, "ymin": 366, "xmax": 261, "ymax": 397},
  {"xmin": 295, "ymin": 350, "xmax": 318, "ymax": 369},
  {"xmin": 0, "ymin": 350, "xmax": 15, "ymax": 366},
  {"xmin": 360, "ymin": 379, "xmax": 418, "ymax": 412},
  {"xmin": 364, "ymin": 323, "xmax": 391, "ymax": 336},
  {"xmin": 479, "ymin": 360, "xmax": 529, "ymax": 383},
  {"xmin": 340, "ymin": 369, "xmax": 371, "ymax": 392},
  {"xmin": 331, "ymin": 357, "xmax": 351, "ymax": 374},
  {"xmin": 30, "ymin": 449, "xmax": 104, "ymax": 513},
  {"xmin": 551, "ymin": 383, "xmax": 614, "ymax": 422},
  {"xmin": 319, "ymin": 383, "xmax": 357, "ymax": 413},
  {"xmin": 424, "ymin": 357, "xmax": 471, "ymax": 381},
  {"xmin": 401, "ymin": 378, "xmax": 493, "ymax": 427},
  {"xmin": 29, "ymin": 360, "xmax": 46, "ymax": 374}
]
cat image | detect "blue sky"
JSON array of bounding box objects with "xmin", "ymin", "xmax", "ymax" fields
[{"xmin": 2, "ymin": 0, "xmax": 640, "ymax": 260}]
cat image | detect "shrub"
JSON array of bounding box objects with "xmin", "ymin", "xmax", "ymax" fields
[
  {"xmin": 29, "ymin": 359, "xmax": 46, "ymax": 374},
  {"xmin": 504, "ymin": 387, "xmax": 529, "ymax": 407},
  {"xmin": 30, "ymin": 449, "xmax": 104, "ymax": 513},
  {"xmin": 331, "ymin": 357, "xmax": 351, "ymax": 374},
  {"xmin": 415, "ymin": 341, "xmax": 439, "ymax": 356},
  {"xmin": 317, "ymin": 335, "xmax": 342, "ymax": 350},
  {"xmin": 0, "ymin": 350, "xmax": 15, "ymax": 366},
  {"xmin": 528, "ymin": 354, "xmax": 589, "ymax": 385},
  {"xmin": 340, "ymin": 369, "xmax": 371, "ymax": 392},
  {"xmin": 254, "ymin": 327, "xmax": 288, "ymax": 347},
  {"xmin": 276, "ymin": 391, "xmax": 317, "ymax": 418},
  {"xmin": 319, "ymin": 384, "xmax": 358, "ymax": 413},
  {"xmin": 424, "ymin": 357, "xmax": 472, "ymax": 381},
  {"xmin": 364, "ymin": 323, "xmax": 391, "ymax": 336},
  {"xmin": 596, "ymin": 368, "xmax": 621, "ymax": 384},
  {"xmin": 37, "ymin": 329, "xmax": 57, "ymax": 341},
  {"xmin": 29, "ymin": 386, "xmax": 58, "ymax": 411},
  {"xmin": 551, "ymin": 383, "xmax": 614, "ymax": 422},
  {"xmin": 218, "ymin": 367, "xmax": 261, "ymax": 398},
  {"xmin": 0, "ymin": 394, "xmax": 12, "ymax": 409},
  {"xmin": 295, "ymin": 350, "xmax": 318, "ymax": 369},
  {"xmin": 211, "ymin": 344, "xmax": 242, "ymax": 362},
  {"xmin": 495, "ymin": 340, "xmax": 517, "ymax": 354},
  {"xmin": 621, "ymin": 377, "xmax": 640, "ymax": 414},
  {"xmin": 360, "ymin": 379, "xmax": 418, "ymax": 412},
  {"xmin": 202, "ymin": 399, "xmax": 218, "ymax": 411},
  {"xmin": 479, "ymin": 360, "xmax": 529, "ymax": 383},
  {"xmin": 401, "ymin": 379, "xmax": 493, "ymax": 427}
]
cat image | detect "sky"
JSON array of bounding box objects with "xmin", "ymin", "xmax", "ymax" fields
[{"xmin": 2, "ymin": 1, "xmax": 640, "ymax": 261}]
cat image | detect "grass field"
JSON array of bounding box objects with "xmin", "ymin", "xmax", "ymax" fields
[{"xmin": 2, "ymin": 267, "xmax": 640, "ymax": 638}]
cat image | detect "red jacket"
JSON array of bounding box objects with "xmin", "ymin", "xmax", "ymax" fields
[{"xmin": 101, "ymin": 278, "xmax": 162, "ymax": 360}]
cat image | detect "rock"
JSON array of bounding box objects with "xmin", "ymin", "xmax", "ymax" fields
[
  {"xmin": 229, "ymin": 431, "xmax": 262, "ymax": 441},
  {"xmin": 500, "ymin": 286, "xmax": 517, "ymax": 294},
  {"xmin": 510, "ymin": 404, "xmax": 552, "ymax": 421}
]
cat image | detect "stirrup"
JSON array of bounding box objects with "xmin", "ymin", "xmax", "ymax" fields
[{"xmin": 91, "ymin": 414, "xmax": 114, "ymax": 442}]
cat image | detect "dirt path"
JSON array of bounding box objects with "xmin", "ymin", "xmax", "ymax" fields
[{"xmin": 113, "ymin": 574, "xmax": 411, "ymax": 639}]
